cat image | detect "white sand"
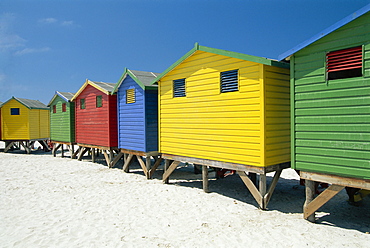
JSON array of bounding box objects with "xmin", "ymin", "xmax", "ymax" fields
[{"xmin": 0, "ymin": 144, "xmax": 369, "ymax": 247}]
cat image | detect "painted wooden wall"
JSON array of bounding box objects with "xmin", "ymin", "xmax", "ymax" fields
[
  {"xmin": 1, "ymin": 99, "xmax": 30, "ymax": 140},
  {"xmin": 117, "ymin": 76, "xmax": 158, "ymax": 152},
  {"xmin": 1, "ymin": 99, "xmax": 50, "ymax": 140},
  {"xmin": 50, "ymin": 95, "xmax": 75, "ymax": 143},
  {"xmin": 291, "ymin": 12, "xmax": 370, "ymax": 179},
  {"xmin": 75, "ymin": 84, "xmax": 118, "ymax": 147},
  {"xmin": 158, "ymin": 50, "xmax": 289, "ymax": 167}
]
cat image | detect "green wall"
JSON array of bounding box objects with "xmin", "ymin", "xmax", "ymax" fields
[
  {"xmin": 50, "ymin": 96, "xmax": 75, "ymax": 143},
  {"xmin": 291, "ymin": 12, "xmax": 370, "ymax": 179}
]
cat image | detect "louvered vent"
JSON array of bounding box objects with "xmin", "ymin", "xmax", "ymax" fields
[
  {"xmin": 326, "ymin": 46, "xmax": 362, "ymax": 80},
  {"xmin": 126, "ymin": 89, "xmax": 135, "ymax": 104},
  {"xmin": 221, "ymin": 69, "xmax": 238, "ymax": 93},
  {"xmin": 173, "ymin": 78, "xmax": 186, "ymax": 97}
]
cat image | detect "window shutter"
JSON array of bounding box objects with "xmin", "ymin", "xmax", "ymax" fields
[
  {"xmin": 173, "ymin": 79, "xmax": 186, "ymax": 97},
  {"xmin": 126, "ymin": 89, "xmax": 135, "ymax": 104},
  {"xmin": 221, "ymin": 69, "xmax": 238, "ymax": 93},
  {"xmin": 326, "ymin": 46, "xmax": 362, "ymax": 73},
  {"xmin": 96, "ymin": 95, "xmax": 103, "ymax": 108},
  {"xmin": 53, "ymin": 105, "xmax": 56, "ymax": 113},
  {"xmin": 62, "ymin": 103, "xmax": 66, "ymax": 112}
]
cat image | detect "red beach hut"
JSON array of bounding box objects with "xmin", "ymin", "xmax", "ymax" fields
[{"xmin": 71, "ymin": 79, "xmax": 118, "ymax": 165}]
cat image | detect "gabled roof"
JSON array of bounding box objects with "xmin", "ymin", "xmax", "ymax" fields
[
  {"xmin": 112, "ymin": 68, "xmax": 159, "ymax": 93},
  {"xmin": 71, "ymin": 79, "xmax": 116, "ymax": 101},
  {"xmin": 2, "ymin": 97, "xmax": 49, "ymax": 110},
  {"xmin": 278, "ymin": 4, "xmax": 370, "ymax": 61},
  {"xmin": 47, "ymin": 91, "xmax": 75, "ymax": 106},
  {"xmin": 151, "ymin": 43, "xmax": 289, "ymax": 84}
]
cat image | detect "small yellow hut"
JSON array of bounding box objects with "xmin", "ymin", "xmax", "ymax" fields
[
  {"xmin": 153, "ymin": 43, "xmax": 290, "ymax": 209},
  {"xmin": 1, "ymin": 97, "xmax": 50, "ymax": 153}
]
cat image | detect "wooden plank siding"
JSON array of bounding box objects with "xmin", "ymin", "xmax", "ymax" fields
[
  {"xmin": 1, "ymin": 99, "xmax": 30, "ymax": 140},
  {"xmin": 49, "ymin": 96, "xmax": 75, "ymax": 143},
  {"xmin": 117, "ymin": 77, "xmax": 146, "ymax": 151},
  {"xmin": 264, "ymin": 65, "xmax": 291, "ymax": 166},
  {"xmin": 116, "ymin": 74, "xmax": 158, "ymax": 153},
  {"xmin": 144, "ymin": 89, "xmax": 158, "ymax": 151},
  {"xmin": 0, "ymin": 98, "xmax": 50, "ymax": 140},
  {"xmin": 158, "ymin": 50, "xmax": 290, "ymax": 167},
  {"xmin": 291, "ymin": 12, "xmax": 370, "ymax": 179},
  {"xmin": 74, "ymin": 84, "xmax": 118, "ymax": 147}
]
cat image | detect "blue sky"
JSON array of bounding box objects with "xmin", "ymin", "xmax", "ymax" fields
[{"xmin": 1, "ymin": 0, "xmax": 369, "ymax": 104}]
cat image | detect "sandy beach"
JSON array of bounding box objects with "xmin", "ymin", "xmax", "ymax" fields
[{"xmin": 0, "ymin": 143, "xmax": 369, "ymax": 247}]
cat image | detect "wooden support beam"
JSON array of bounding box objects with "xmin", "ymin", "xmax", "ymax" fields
[
  {"xmin": 259, "ymin": 174, "xmax": 267, "ymax": 197},
  {"xmin": 149, "ymin": 157, "xmax": 163, "ymax": 179},
  {"xmin": 145, "ymin": 156, "xmax": 151, "ymax": 179},
  {"xmin": 72, "ymin": 147, "xmax": 81, "ymax": 159},
  {"xmin": 304, "ymin": 183, "xmax": 344, "ymax": 221},
  {"xmin": 238, "ymin": 171, "xmax": 263, "ymax": 208},
  {"xmin": 52, "ymin": 143, "xmax": 62, "ymax": 157},
  {"xmin": 123, "ymin": 154, "xmax": 134, "ymax": 173},
  {"xmin": 78, "ymin": 147, "xmax": 89, "ymax": 161},
  {"xmin": 110, "ymin": 152, "xmax": 124, "ymax": 168},
  {"xmin": 304, "ymin": 180, "xmax": 316, "ymax": 222},
  {"xmin": 263, "ymin": 169, "xmax": 282, "ymax": 208},
  {"xmin": 102, "ymin": 150, "xmax": 111, "ymax": 166},
  {"xmin": 136, "ymin": 155, "xmax": 149, "ymax": 178},
  {"xmin": 91, "ymin": 148, "xmax": 96, "ymax": 163},
  {"xmin": 4, "ymin": 141, "xmax": 15, "ymax": 153},
  {"xmin": 163, "ymin": 160, "xmax": 180, "ymax": 183},
  {"xmin": 202, "ymin": 164, "xmax": 209, "ymax": 193},
  {"xmin": 61, "ymin": 144, "xmax": 64, "ymax": 158}
]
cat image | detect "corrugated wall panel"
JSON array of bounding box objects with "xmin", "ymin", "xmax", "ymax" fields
[
  {"xmin": 292, "ymin": 12, "xmax": 370, "ymax": 179},
  {"xmin": 159, "ymin": 50, "xmax": 264, "ymax": 167}
]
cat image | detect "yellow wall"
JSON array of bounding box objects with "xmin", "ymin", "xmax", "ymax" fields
[
  {"xmin": 263, "ymin": 65, "xmax": 290, "ymax": 166},
  {"xmin": 1, "ymin": 99, "xmax": 30, "ymax": 140},
  {"xmin": 1, "ymin": 99, "xmax": 50, "ymax": 140},
  {"xmin": 158, "ymin": 51, "xmax": 290, "ymax": 167},
  {"xmin": 159, "ymin": 50, "xmax": 263, "ymax": 166}
]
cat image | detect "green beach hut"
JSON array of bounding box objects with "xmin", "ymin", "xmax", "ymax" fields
[
  {"xmin": 48, "ymin": 91, "xmax": 76, "ymax": 157},
  {"xmin": 279, "ymin": 4, "xmax": 370, "ymax": 221}
]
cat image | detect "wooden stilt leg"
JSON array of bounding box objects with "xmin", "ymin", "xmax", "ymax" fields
[
  {"xmin": 110, "ymin": 152, "xmax": 124, "ymax": 168},
  {"xmin": 61, "ymin": 144, "xmax": 64, "ymax": 158},
  {"xmin": 304, "ymin": 180, "xmax": 316, "ymax": 222},
  {"xmin": 123, "ymin": 154, "xmax": 134, "ymax": 172},
  {"xmin": 259, "ymin": 174, "xmax": 267, "ymax": 209},
  {"xmin": 91, "ymin": 148, "xmax": 96, "ymax": 163},
  {"xmin": 149, "ymin": 157, "xmax": 163, "ymax": 179},
  {"xmin": 4, "ymin": 141, "xmax": 15, "ymax": 153},
  {"xmin": 102, "ymin": 150, "xmax": 110, "ymax": 166},
  {"xmin": 238, "ymin": 171, "xmax": 263, "ymax": 208},
  {"xmin": 136, "ymin": 155, "xmax": 149, "ymax": 177},
  {"xmin": 145, "ymin": 156, "xmax": 151, "ymax": 179},
  {"xmin": 163, "ymin": 160, "xmax": 180, "ymax": 184},
  {"xmin": 72, "ymin": 147, "xmax": 80, "ymax": 159},
  {"xmin": 78, "ymin": 147, "xmax": 88, "ymax": 161},
  {"xmin": 202, "ymin": 164, "xmax": 209, "ymax": 193},
  {"xmin": 263, "ymin": 169, "xmax": 282, "ymax": 208}
]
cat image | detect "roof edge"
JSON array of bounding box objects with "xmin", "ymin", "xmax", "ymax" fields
[{"xmin": 151, "ymin": 42, "xmax": 289, "ymax": 84}]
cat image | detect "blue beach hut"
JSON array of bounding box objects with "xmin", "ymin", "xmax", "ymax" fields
[{"xmin": 111, "ymin": 68, "xmax": 161, "ymax": 178}]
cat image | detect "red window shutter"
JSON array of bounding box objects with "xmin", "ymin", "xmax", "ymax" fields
[
  {"xmin": 62, "ymin": 103, "xmax": 66, "ymax": 112},
  {"xmin": 326, "ymin": 46, "xmax": 362, "ymax": 73},
  {"xmin": 53, "ymin": 105, "xmax": 56, "ymax": 113}
]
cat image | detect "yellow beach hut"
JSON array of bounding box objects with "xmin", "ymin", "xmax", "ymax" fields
[
  {"xmin": 152, "ymin": 43, "xmax": 290, "ymax": 209},
  {"xmin": 1, "ymin": 97, "xmax": 50, "ymax": 153}
]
